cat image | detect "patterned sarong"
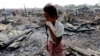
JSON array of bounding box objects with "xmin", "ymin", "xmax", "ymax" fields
[{"xmin": 47, "ymin": 41, "xmax": 63, "ymax": 56}]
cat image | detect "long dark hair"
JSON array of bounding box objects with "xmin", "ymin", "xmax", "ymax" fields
[{"xmin": 43, "ymin": 4, "xmax": 58, "ymax": 19}]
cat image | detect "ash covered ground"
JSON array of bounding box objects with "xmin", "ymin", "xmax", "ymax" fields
[{"xmin": 0, "ymin": 16, "xmax": 99, "ymax": 56}]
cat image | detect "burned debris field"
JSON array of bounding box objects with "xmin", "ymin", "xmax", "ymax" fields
[{"xmin": 0, "ymin": 6, "xmax": 100, "ymax": 56}]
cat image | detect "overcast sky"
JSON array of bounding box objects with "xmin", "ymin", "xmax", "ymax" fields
[{"xmin": 0, "ymin": 0, "xmax": 99, "ymax": 8}]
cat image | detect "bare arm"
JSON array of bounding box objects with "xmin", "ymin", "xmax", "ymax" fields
[{"xmin": 46, "ymin": 25, "xmax": 62, "ymax": 45}]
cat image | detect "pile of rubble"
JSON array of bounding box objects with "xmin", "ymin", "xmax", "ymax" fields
[
  {"xmin": 63, "ymin": 18, "xmax": 100, "ymax": 33},
  {"xmin": 0, "ymin": 17, "xmax": 48, "ymax": 56},
  {"xmin": 0, "ymin": 16, "xmax": 100, "ymax": 56},
  {"xmin": 62, "ymin": 17, "xmax": 100, "ymax": 56},
  {"xmin": 64, "ymin": 45, "xmax": 100, "ymax": 56}
]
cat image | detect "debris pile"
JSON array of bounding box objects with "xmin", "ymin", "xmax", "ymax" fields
[
  {"xmin": 0, "ymin": 15, "xmax": 99, "ymax": 56},
  {"xmin": 64, "ymin": 45, "xmax": 100, "ymax": 56},
  {"xmin": 0, "ymin": 17, "xmax": 48, "ymax": 56}
]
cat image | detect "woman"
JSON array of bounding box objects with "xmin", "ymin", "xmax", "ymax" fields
[{"xmin": 43, "ymin": 4, "xmax": 65, "ymax": 56}]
